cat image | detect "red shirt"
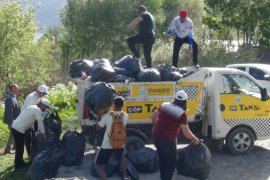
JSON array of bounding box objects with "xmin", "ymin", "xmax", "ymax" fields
[{"xmin": 153, "ymin": 103, "xmax": 188, "ymax": 142}]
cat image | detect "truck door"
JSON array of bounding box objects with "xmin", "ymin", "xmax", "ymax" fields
[{"xmin": 219, "ymin": 73, "xmax": 270, "ymax": 154}]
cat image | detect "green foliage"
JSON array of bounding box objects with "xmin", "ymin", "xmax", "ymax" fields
[
  {"xmin": 60, "ymin": 0, "xmax": 203, "ymax": 63},
  {"xmin": 47, "ymin": 82, "xmax": 77, "ymax": 111},
  {"xmin": 46, "ymin": 82, "xmax": 80, "ymax": 131},
  {"xmin": 0, "ymin": 102, "xmax": 9, "ymax": 147},
  {"xmin": 204, "ymin": 0, "xmax": 270, "ymax": 48},
  {"xmin": 0, "ymin": 2, "xmax": 61, "ymax": 97}
]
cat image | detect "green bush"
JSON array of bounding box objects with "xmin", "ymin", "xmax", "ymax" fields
[
  {"xmin": 0, "ymin": 103, "xmax": 9, "ymax": 147},
  {"xmin": 46, "ymin": 82, "xmax": 80, "ymax": 132}
]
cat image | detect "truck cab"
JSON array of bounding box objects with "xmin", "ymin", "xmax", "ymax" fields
[{"xmin": 74, "ymin": 67, "xmax": 270, "ymax": 155}]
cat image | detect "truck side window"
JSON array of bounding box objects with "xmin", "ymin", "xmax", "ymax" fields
[
  {"xmin": 221, "ymin": 75, "xmax": 237, "ymax": 94},
  {"xmin": 249, "ymin": 67, "xmax": 265, "ymax": 80},
  {"xmin": 236, "ymin": 67, "xmax": 245, "ymax": 72},
  {"xmin": 221, "ymin": 74, "xmax": 261, "ymax": 96}
]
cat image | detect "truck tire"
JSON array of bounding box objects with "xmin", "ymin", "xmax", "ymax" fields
[
  {"xmin": 226, "ymin": 127, "xmax": 255, "ymax": 155},
  {"xmin": 125, "ymin": 136, "xmax": 145, "ymax": 151}
]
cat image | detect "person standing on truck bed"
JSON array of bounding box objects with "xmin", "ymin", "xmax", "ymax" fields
[
  {"xmin": 127, "ymin": 5, "xmax": 156, "ymax": 68},
  {"xmin": 168, "ymin": 9, "xmax": 199, "ymax": 68},
  {"xmin": 152, "ymin": 90, "xmax": 200, "ymax": 180},
  {"xmin": 95, "ymin": 96, "xmax": 129, "ymax": 180}
]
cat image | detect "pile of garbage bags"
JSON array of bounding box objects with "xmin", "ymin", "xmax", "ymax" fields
[
  {"xmin": 27, "ymin": 130, "xmax": 86, "ymax": 180},
  {"xmin": 69, "ymin": 55, "xmax": 192, "ymax": 83},
  {"xmin": 90, "ymin": 147, "xmax": 159, "ymax": 180}
]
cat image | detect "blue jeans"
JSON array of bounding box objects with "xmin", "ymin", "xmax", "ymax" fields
[{"xmin": 154, "ymin": 138, "xmax": 177, "ymax": 180}]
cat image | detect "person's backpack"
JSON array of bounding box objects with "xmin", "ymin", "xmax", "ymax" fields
[{"xmin": 109, "ymin": 111, "xmax": 127, "ymax": 148}]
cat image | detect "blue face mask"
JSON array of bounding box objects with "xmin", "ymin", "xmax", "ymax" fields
[{"xmin": 42, "ymin": 111, "xmax": 49, "ymax": 117}]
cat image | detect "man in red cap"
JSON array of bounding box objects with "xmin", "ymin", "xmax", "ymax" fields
[{"xmin": 168, "ymin": 9, "xmax": 199, "ymax": 68}]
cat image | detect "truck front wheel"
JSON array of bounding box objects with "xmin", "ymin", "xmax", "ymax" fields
[
  {"xmin": 125, "ymin": 136, "xmax": 145, "ymax": 151},
  {"xmin": 226, "ymin": 127, "xmax": 255, "ymax": 155}
]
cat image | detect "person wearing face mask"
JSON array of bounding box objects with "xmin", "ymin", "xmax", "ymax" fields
[
  {"xmin": 12, "ymin": 99, "xmax": 50, "ymax": 169},
  {"xmin": 152, "ymin": 90, "xmax": 200, "ymax": 180},
  {"xmin": 168, "ymin": 9, "xmax": 199, "ymax": 68},
  {"xmin": 127, "ymin": 5, "xmax": 156, "ymax": 68}
]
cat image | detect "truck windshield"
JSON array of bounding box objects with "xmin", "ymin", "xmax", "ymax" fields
[{"xmin": 222, "ymin": 74, "xmax": 261, "ymax": 95}]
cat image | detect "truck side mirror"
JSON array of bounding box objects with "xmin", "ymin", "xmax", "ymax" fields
[{"xmin": 261, "ymin": 88, "xmax": 269, "ymax": 101}]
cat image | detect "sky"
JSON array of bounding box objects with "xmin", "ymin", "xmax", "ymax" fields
[{"xmin": 29, "ymin": 0, "xmax": 67, "ymax": 33}]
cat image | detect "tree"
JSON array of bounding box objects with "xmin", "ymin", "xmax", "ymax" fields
[
  {"xmin": 204, "ymin": 0, "xmax": 270, "ymax": 48},
  {"xmin": 0, "ymin": 2, "xmax": 60, "ymax": 96}
]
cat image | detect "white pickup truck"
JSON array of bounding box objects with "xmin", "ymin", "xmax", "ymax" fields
[{"xmin": 74, "ymin": 67, "xmax": 270, "ymax": 155}]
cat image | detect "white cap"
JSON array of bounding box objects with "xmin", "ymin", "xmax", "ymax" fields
[
  {"xmin": 40, "ymin": 99, "xmax": 50, "ymax": 108},
  {"xmin": 175, "ymin": 90, "xmax": 188, "ymax": 101},
  {"xmin": 37, "ymin": 85, "xmax": 48, "ymax": 95}
]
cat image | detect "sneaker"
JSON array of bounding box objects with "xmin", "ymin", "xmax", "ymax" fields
[
  {"xmin": 192, "ymin": 64, "xmax": 200, "ymax": 69},
  {"xmin": 4, "ymin": 149, "xmax": 15, "ymax": 154}
]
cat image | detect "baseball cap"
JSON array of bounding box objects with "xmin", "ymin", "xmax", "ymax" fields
[
  {"xmin": 179, "ymin": 9, "xmax": 188, "ymax": 18},
  {"xmin": 40, "ymin": 99, "xmax": 50, "ymax": 108},
  {"xmin": 175, "ymin": 90, "xmax": 188, "ymax": 101},
  {"xmin": 37, "ymin": 85, "xmax": 48, "ymax": 95}
]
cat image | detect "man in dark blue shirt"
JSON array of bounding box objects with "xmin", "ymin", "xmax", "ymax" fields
[
  {"xmin": 3, "ymin": 84, "xmax": 21, "ymax": 154},
  {"xmin": 127, "ymin": 5, "xmax": 155, "ymax": 68}
]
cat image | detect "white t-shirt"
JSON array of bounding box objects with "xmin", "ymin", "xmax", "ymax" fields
[
  {"xmin": 169, "ymin": 16, "xmax": 193, "ymax": 38},
  {"xmin": 98, "ymin": 111, "xmax": 128, "ymax": 149},
  {"xmin": 12, "ymin": 105, "xmax": 45, "ymax": 134},
  {"xmin": 22, "ymin": 91, "xmax": 41, "ymax": 111}
]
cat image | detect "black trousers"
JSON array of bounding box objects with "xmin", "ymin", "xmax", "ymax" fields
[
  {"xmin": 154, "ymin": 138, "xmax": 177, "ymax": 180},
  {"xmin": 12, "ymin": 128, "xmax": 25, "ymax": 168},
  {"xmin": 127, "ymin": 33, "xmax": 155, "ymax": 68},
  {"xmin": 24, "ymin": 128, "xmax": 35, "ymax": 157},
  {"xmin": 172, "ymin": 36, "xmax": 198, "ymax": 67}
]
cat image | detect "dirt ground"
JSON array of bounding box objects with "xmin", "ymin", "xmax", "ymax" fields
[{"xmin": 54, "ymin": 139, "xmax": 270, "ymax": 180}]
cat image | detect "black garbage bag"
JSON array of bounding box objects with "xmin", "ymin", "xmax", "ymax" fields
[
  {"xmin": 69, "ymin": 59, "xmax": 93, "ymax": 78},
  {"xmin": 43, "ymin": 109, "xmax": 62, "ymax": 139},
  {"xmin": 118, "ymin": 159, "xmax": 139, "ymax": 180},
  {"xmin": 30, "ymin": 132, "xmax": 58, "ymax": 163},
  {"xmin": 136, "ymin": 68, "xmax": 162, "ymax": 82},
  {"xmin": 127, "ymin": 147, "xmax": 159, "ymax": 173},
  {"xmin": 62, "ymin": 130, "xmax": 86, "ymax": 166},
  {"xmin": 27, "ymin": 142, "xmax": 65, "ymax": 180},
  {"xmin": 156, "ymin": 64, "xmax": 182, "ymax": 81},
  {"xmin": 163, "ymin": 71, "xmax": 183, "ymax": 81},
  {"xmin": 113, "ymin": 75, "xmax": 135, "ymax": 83},
  {"xmin": 114, "ymin": 67, "xmax": 134, "ymax": 78},
  {"xmin": 114, "ymin": 55, "xmax": 143, "ymax": 77},
  {"xmin": 84, "ymin": 82, "xmax": 116, "ymax": 116},
  {"xmin": 177, "ymin": 143, "xmax": 211, "ymax": 180},
  {"xmin": 82, "ymin": 125, "xmax": 103, "ymax": 146},
  {"xmin": 90, "ymin": 163, "xmax": 116, "ymax": 177},
  {"xmin": 91, "ymin": 58, "xmax": 116, "ymax": 82}
]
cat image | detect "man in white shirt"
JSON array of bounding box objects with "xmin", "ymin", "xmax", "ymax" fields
[
  {"xmin": 12, "ymin": 99, "xmax": 50, "ymax": 169},
  {"xmin": 94, "ymin": 96, "xmax": 129, "ymax": 180},
  {"xmin": 168, "ymin": 9, "xmax": 199, "ymax": 68},
  {"xmin": 22, "ymin": 84, "xmax": 49, "ymax": 157},
  {"xmin": 22, "ymin": 85, "xmax": 49, "ymax": 111}
]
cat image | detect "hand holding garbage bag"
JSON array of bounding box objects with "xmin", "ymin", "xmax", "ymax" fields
[{"xmin": 177, "ymin": 142, "xmax": 211, "ymax": 180}]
